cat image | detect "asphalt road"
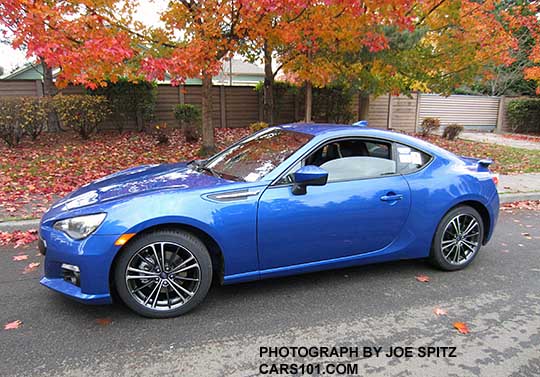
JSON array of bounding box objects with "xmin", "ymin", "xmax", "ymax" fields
[{"xmin": 1, "ymin": 209, "xmax": 539, "ymax": 377}]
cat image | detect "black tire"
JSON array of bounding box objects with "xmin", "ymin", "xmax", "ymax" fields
[
  {"xmin": 114, "ymin": 229, "xmax": 213, "ymax": 318},
  {"xmin": 429, "ymin": 205, "xmax": 484, "ymax": 271}
]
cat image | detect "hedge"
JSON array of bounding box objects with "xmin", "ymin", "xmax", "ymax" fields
[{"xmin": 506, "ymin": 98, "xmax": 540, "ymax": 133}]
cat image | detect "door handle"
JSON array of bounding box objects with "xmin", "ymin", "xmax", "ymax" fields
[{"xmin": 380, "ymin": 193, "xmax": 403, "ymax": 202}]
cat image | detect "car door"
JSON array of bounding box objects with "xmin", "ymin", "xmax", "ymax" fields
[{"xmin": 256, "ymin": 138, "xmax": 411, "ymax": 270}]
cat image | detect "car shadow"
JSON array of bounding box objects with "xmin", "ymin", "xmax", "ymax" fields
[{"xmin": 44, "ymin": 258, "xmax": 436, "ymax": 322}]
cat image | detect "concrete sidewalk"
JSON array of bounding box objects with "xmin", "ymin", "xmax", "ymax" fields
[
  {"xmin": 459, "ymin": 131, "xmax": 540, "ymax": 150},
  {"xmin": 499, "ymin": 173, "xmax": 540, "ymax": 194}
]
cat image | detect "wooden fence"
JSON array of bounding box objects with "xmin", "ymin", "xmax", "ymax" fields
[{"xmin": 0, "ymin": 79, "xmax": 517, "ymax": 132}]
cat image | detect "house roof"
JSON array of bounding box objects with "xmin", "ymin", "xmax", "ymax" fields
[
  {"xmin": 2, "ymin": 63, "xmax": 46, "ymax": 80},
  {"xmin": 1, "ymin": 59, "xmax": 264, "ymax": 86}
]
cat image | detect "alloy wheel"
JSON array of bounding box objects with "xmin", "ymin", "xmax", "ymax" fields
[
  {"xmin": 125, "ymin": 242, "xmax": 201, "ymax": 311},
  {"xmin": 441, "ymin": 214, "xmax": 481, "ymax": 265}
]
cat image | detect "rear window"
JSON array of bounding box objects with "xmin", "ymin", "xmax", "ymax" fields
[{"xmin": 395, "ymin": 143, "xmax": 432, "ymax": 174}]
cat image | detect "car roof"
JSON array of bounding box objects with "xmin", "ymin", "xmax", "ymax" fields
[{"xmin": 276, "ymin": 123, "xmax": 458, "ymax": 161}]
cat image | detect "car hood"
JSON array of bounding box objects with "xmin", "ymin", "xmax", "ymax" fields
[{"xmin": 52, "ymin": 162, "xmax": 231, "ymax": 211}]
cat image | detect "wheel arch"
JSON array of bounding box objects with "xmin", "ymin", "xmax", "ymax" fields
[
  {"xmin": 108, "ymin": 222, "xmax": 225, "ymax": 298},
  {"xmin": 443, "ymin": 200, "xmax": 491, "ymax": 245}
]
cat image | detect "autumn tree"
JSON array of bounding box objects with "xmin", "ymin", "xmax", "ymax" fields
[
  {"xmin": 143, "ymin": 0, "xmax": 251, "ymax": 154},
  {"xmin": 326, "ymin": 0, "xmax": 540, "ymax": 112},
  {"xmin": 240, "ymin": 0, "xmax": 313, "ymax": 125},
  {"xmin": 2, "ymin": 0, "xmax": 540, "ymax": 146},
  {"xmin": 250, "ymin": 0, "xmax": 420, "ymax": 122}
]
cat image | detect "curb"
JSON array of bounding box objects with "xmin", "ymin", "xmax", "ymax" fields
[
  {"xmin": 0, "ymin": 219, "xmax": 40, "ymax": 232},
  {"xmin": 499, "ymin": 192, "xmax": 540, "ymax": 204},
  {"xmin": 0, "ymin": 193, "xmax": 538, "ymax": 233}
]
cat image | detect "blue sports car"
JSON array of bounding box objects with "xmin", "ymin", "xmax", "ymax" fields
[{"xmin": 39, "ymin": 123, "xmax": 499, "ymax": 317}]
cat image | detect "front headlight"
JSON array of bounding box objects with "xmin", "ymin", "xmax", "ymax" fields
[{"xmin": 53, "ymin": 213, "xmax": 106, "ymax": 240}]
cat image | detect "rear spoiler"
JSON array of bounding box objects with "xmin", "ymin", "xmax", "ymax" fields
[
  {"xmin": 459, "ymin": 156, "xmax": 493, "ymax": 172},
  {"xmin": 477, "ymin": 159, "xmax": 493, "ymax": 172}
]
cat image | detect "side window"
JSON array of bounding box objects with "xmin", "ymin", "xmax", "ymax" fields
[
  {"xmin": 395, "ymin": 143, "xmax": 432, "ymax": 174},
  {"xmin": 307, "ymin": 139, "xmax": 396, "ymax": 182}
]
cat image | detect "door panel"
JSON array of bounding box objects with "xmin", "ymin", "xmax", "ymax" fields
[{"xmin": 257, "ymin": 175, "xmax": 411, "ymax": 269}]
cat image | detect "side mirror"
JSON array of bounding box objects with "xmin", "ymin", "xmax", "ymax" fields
[{"xmin": 292, "ymin": 165, "xmax": 328, "ymax": 195}]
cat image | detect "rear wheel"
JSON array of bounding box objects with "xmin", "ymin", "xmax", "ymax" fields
[
  {"xmin": 430, "ymin": 206, "xmax": 484, "ymax": 271},
  {"xmin": 114, "ymin": 229, "xmax": 212, "ymax": 318}
]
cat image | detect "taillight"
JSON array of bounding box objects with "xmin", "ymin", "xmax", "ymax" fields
[{"xmin": 492, "ymin": 174, "xmax": 499, "ymax": 186}]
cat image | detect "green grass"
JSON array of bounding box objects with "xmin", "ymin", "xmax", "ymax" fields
[{"xmin": 421, "ymin": 135, "xmax": 540, "ymax": 174}]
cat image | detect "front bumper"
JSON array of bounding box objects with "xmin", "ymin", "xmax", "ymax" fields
[
  {"xmin": 40, "ymin": 277, "xmax": 112, "ymax": 304},
  {"xmin": 39, "ymin": 224, "xmax": 120, "ymax": 304}
]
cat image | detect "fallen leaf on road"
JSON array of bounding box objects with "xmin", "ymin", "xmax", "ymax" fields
[
  {"xmin": 0, "ymin": 230, "xmax": 38, "ymax": 247},
  {"xmin": 4, "ymin": 320, "xmax": 22, "ymax": 330},
  {"xmin": 453, "ymin": 322, "xmax": 470, "ymax": 334},
  {"xmin": 501, "ymin": 249, "xmax": 510, "ymax": 253},
  {"xmin": 22, "ymin": 262, "xmax": 40, "ymax": 274},
  {"xmin": 12, "ymin": 255, "xmax": 28, "ymax": 261},
  {"xmin": 415, "ymin": 275, "xmax": 430, "ymax": 283},
  {"xmin": 433, "ymin": 307, "xmax": 447, "ymax": 316},
  {"xmin": 95, "ymin": 318, "xmax": 113, "ymax": 326}
]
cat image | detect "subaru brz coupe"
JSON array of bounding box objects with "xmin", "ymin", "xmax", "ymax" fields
[{"xmin": 39, "ymin": 123, "xmax": 499, "ymax": 318}]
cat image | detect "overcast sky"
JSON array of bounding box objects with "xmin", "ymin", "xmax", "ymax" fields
[{"xmin": 0, "ymin": 0, "xmax": 167, "ymax": 75}]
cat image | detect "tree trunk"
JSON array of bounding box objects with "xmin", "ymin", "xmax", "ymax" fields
[
  {"xmin": 41, "ymin": 60, "xmax": 60, "ymax": 132},
  {"xmin": 135, "ymin": 108, "xmax": 144, "ymax": 132},
  {"xmin": 263, "ymin": 43, "xmax": 275, "ymax": 125},
  {"xmin": 201, "ymin": 74, "xmax": 215, "ymax": 155},
  {"xmin": 358, "ymin": 92, "xmax": 370, "ymax": 121},
  {"xmin": 305, "ymin": 81, "xmax": 313, "ymax": 122}
]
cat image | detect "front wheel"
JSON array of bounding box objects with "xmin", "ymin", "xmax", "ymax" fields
[
  {"xmin": 114, "ymin": 229, "xmax": 213, "ymax": 318},
  {"xmin": 430, "ymin": 206, "xmax": 484, "ymax": 271}
]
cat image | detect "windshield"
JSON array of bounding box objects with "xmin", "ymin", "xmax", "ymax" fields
[{"xmin": 204, "ymin": 128, "xmax": 313, "ymax": 182}]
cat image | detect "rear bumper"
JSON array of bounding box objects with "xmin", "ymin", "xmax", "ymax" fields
[
  {"xmin": 485, "ymin": 191, "xmax": 500, "ymax": 243},
  {"xmin": 40, "ymin": 277, "xmax": 112, "ymax": 304}
]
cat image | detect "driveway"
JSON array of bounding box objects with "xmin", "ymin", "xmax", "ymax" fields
[{"xmin": 1, "ymin": 209, "xmax": 539, "ymax": 376}]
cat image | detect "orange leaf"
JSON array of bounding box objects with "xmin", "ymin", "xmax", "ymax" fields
[
  {"xmin": 13, "ymin": 255, "xmax": 29, "ymax": 261},
  {"xmin": 415, "ymin": 274, "xmax": 430, "ymax": 283},
  {"xmin": 95, "ymin": 318, "xmax": 113, "ymax": 326},
  {"xmin": 4, "ymin": 320, "xmax": 22, "ymax": 330},
  {"xmin": 22, "ymin": 262, "xmax": 40, "ymax": 274},
  {"xmin": 433, "ymin": 307, "xmax": 447, "ymax": 316},
  {"xmin": 453, "ymin": 322, "xmax": 470, "ymax": 334}
]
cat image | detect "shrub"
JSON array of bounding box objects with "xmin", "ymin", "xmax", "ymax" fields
[
  {"xmin": 506, "ymin": 98, "xmax": 540, "ymax": 133},
  {"xmin": 420, "ymin": 117, "xmax": 441, "ymax": 136},
  {"xmin": 91, "ymin": 79, "xmax": 157, "ymax": 132},
  {"xmin": 442, "ymin": 124, "xmax": 464, "ymax": 140},
  {"xmin": 174, "ymin": 104, "xmax": 202, "ymax": 143},
  {"xmin": 311, "ymin": 82, "xmax": 356, "ymax": 124},
  {"xmin": 52, "ymin": 95, "xmax": 110, "ymax": 139},
  {"xmin": 149, "ymin": 123, "xmax": 170, "ymax": 145},
  {"xmin": 20, "ymin": 97, "xmax": 49, "ymax": 140},
  {"xmin": 0, "ymin": 97, "xmax": 24, "ymax": 146},
  {"xmin": 0, "ymin": 97, "xmax": 49, "ymax": 146},
  {"xmin": 249, "ymin": 121, "xmax": 269, "ymax": 132}
]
